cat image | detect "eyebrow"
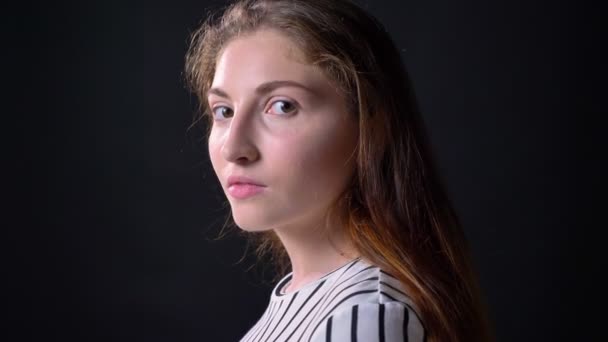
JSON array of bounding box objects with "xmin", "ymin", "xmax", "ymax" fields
[{"xmin": 207, "ymin": 80, "xmax": 316, "ymax": 99}]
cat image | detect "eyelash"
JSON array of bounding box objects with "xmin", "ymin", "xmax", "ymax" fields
[{"xmin": 210, "ymin": 98, "xmax": 299, "ymax": 121}]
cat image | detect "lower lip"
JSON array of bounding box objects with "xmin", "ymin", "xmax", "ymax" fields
[{"xmin": 228, "ymin": 183, "xmax": 265, "ymax": 199}]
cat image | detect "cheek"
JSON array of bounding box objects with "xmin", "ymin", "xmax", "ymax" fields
[
  {"xmin": 307, "ymin": 117, "xmax": 357, "ymax": 168},
  {"xmin": 207, "ymin": 131, "xmax": 224, "ymax": 175},
  {"xmin": 279, "ymin": 123, "xmax": 357, "ymax": 199}
]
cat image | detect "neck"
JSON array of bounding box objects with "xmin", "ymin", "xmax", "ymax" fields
[{"xmin": 273, "ymin": 215, "xmax": 359, "ymax": 293}]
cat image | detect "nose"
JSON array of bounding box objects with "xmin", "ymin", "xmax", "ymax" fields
[{"xmin": 220, "ymin": 108, "xmax": 260, "ymax": 164}]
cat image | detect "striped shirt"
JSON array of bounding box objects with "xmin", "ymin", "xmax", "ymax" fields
[{"xmin": 240, "ymin": 257, "xmax": 426, "ymax": 342}]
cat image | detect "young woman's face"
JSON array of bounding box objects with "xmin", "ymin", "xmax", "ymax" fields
[{"xmin": 207, "ymin": 29, "xmax": 358, "ymax": 233}]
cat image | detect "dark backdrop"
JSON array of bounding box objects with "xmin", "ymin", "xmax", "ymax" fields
[{"xmin": 8, "ymin": 0, "xmax": 601, "ymax": 341}]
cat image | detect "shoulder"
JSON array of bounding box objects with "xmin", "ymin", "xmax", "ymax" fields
[
  {"xmin": 309, "ymin": 301, "xmax": 425, "ymax": 342},
  {"xmin": 326, "ymin": 259, "xmax": 421, "ymax": 315},
  {"xmin": 309, "ymin": 260, "xmax": 426, "ymax": 341}
]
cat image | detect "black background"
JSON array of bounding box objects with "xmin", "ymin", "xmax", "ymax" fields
[{"xmin": 7, "ymin": 0, "xmax": 602, "ymax": 341}]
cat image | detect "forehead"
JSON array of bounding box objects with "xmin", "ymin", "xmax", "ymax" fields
[{"xmin": 211, "ymin": 29, "xmax": 327, "ymax": 91}]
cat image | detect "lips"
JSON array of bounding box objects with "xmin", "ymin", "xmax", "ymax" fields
[
  {"xmin": 227, "ymin": 175, "xmax": 265, "ymax": 187},
  {"xmin": 226, "ymin": 175, "xmax": 266, "ymax": 199}
]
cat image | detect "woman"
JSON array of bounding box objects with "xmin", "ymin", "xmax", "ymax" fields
[{"xmin": 185, "ymin": 0, "xmax": 494, "ymax": 341}]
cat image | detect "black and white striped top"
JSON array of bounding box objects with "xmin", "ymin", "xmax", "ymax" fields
[{"xmin": 240, "ymin": 257, "xmax": 426, "ymax": 342}]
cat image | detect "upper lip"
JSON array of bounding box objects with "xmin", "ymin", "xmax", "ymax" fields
[{"xmin": 227, "ymin": 175, "xmax": 266, "ymax": 187}]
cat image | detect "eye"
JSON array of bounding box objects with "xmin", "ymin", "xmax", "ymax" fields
[
  {"xmin": 267, "ymin": 100, "xmax": 297, "ymax": 116},
  {"xmin": 211, "ymin": 106, "xmax": 234, "ymax": 120}
]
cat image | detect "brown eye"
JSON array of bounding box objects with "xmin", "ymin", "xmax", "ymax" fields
[
  {"xmin": 212, "ymin": 106, "xmax": 234, "ymax": 120},
  {"xmin": 268, "ymin": 100, "xmax": 297, "ymax": 115}
]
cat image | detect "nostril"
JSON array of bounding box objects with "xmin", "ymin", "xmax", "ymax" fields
[{"xmin": 235, "ymin": 156, "xmax": 251, "ymax": 164}]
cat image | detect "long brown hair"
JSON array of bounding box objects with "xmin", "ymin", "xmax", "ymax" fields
[{"xmin": 185, "ymin": 0, "xmax": 494, "ymax": 340}]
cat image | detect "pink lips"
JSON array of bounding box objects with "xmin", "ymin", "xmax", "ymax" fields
[{"xmin": 227, "ymin": 175, "xmax": 266, "ymax": 199}]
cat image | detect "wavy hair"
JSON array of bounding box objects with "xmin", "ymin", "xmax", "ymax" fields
[{"xmin": 185, "ymin": 0, "xmax": 494, "ymax": 340}]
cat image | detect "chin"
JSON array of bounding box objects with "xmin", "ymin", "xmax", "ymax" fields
[
  {"xmin": 231, "ymin": 209, "xmax": 276, "ymax": 232},
  {"xmin": 235, "ymin": 224, "xmax": 270, "ymax": 233}
]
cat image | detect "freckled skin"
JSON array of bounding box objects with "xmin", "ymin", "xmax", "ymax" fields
[{"xmin": 208, "ymin": 29, "xmax": 358, "ymax": 234}]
